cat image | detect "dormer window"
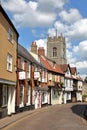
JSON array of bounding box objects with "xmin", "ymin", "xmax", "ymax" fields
[
  {"xmin": 53, "ymin": 47, "xmax": 57, "ymax": 57},
  {"xmin": 8, "ymin": 28, "xmax": 13, "ymax": 43}
]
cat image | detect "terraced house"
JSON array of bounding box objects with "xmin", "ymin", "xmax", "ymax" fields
[
  {"xmin": 30, "ymin": 43, "xmax": 65, "ymax": 105},
  {"xmin": 0, "ymin": 5, "xmax": 19, "ymax": 118},
  {"xmin": 16, "ymin": 43, "xmax": 48, "ymax": 112}
]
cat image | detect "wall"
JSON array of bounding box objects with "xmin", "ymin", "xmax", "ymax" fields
[
  {"xmin": 0, "ymin": 12, "xmax": 17, "ymax": 82},
  {"xmin": 82, "ymin": 82, "xmax": 87, "ymax": 95}
]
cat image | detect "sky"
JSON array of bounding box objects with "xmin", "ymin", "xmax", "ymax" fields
[{"xmin": 1, "ymin": 0, "xmax": 87, "ymax": 79}]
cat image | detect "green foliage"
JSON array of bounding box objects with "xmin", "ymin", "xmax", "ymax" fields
[
  {"xmin": 82, "ymin": 94, "xmax": 87, "ymax": 98},
  {"xmin": 84, "ymin": 76, "xmax": 87, "ymax": 83}
]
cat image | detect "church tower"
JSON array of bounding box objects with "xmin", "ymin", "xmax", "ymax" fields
[{"xmin": 47, "ymin": 33, "xmax": 67, "ymax": 64}]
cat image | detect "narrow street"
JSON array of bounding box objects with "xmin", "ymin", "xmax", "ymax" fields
[{"xmin": 3, "ymin": 103, "xmax": 87, "ymax": 130}]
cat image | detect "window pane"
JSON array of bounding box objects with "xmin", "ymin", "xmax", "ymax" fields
[
  {"xmin": 21, "ymin": 58, "xmax": 24, "ymax": 70},
  {"xmin": 8, "ymin": 28, "xmax": 13, "ymax": 42},
  {"xmin": 2, "ymin": 85, "xmax": 7, "ymax": 106},
  {"xmin": 53, "ymin": 47, "xmax": 57, "ymax": 57},
  {"xmin": 26, "ymin": 86, "xmax": 31, "ymax": 104},
  {"xmin": 20, "ymin": 85, "xmax": 24, "ymax": 106},
  {"xmin": 27, "ymin": 63, "xmax": 31, "ymax": 79},
  {"xmin": 7, "ymin": 54, "xmax": 12, "ymax": 71}
]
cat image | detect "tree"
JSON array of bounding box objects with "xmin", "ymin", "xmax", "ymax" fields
[{"xmin": 84, "ymin": 76, "xmax": 87, "ymax": 83}]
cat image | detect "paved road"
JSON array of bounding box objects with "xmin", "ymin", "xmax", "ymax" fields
[{"xmin": 3, "ymin": 103, "xmax": 87, "ymax": 130}]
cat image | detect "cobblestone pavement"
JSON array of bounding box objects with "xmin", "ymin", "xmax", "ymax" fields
[{"xmin": 0, "ymin": 102, "xmax": 87, "ymax": 130}]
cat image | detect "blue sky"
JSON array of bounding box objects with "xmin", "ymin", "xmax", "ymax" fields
[{"xmin": 1, "ymin": 0, "xmax": 87, "ymax": 79}]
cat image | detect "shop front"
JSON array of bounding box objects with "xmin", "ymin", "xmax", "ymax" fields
[
  {"xmin": 33, "ymin": 86, "xmax": 49, "ymax": 109},
  {"xmin": 0, "ymin": 80, "xmax": 16, "ymax": 118}
]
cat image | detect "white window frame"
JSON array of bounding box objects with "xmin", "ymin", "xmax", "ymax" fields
[
  {"xmin": 20, "ymin": 58, "xmax": 24, "ymax": 70},
  {"xmin": 20, "ymin": 84, "xmax": 24, "ymax": 107},
  {"xmin": 2, "ymin": 85, "xmax": 7, "ymax": 107},
  {"xmin": 49, "ymin": 73, "xmax": 52, "ymax": 80},
  {"xmin": 8, "ymin": 28, "xmax": 13, "ymax": 43},
  {"xmin": 26, "ymin": 85, "xmax": 31, "ymax": 105},
  {"xmin": 34, "ymin": 65, "xmax": 38, "ymax": 72},
  {"xmin": 7, "ymin": 53, "xmax": 12, "ymax": 72},
  {"xmin": 27, "ymin": 63, "xmax": 31, "ymax": 79}
]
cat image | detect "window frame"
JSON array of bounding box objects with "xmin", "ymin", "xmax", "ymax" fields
[
  {"xmin": 8, "ymin": 28, "xmax": 13, "ymax": 43},
  {"xmin": 53, "ymin": 47, "xmax": 57, "ymax": 57},
  {"xmin": 7, "ymin": 53, "xmax": 12, "ymax": 72},
  {"xmin": 20, "ymin": 58, "xmax": 24, "ymax": 70},
  {"xmin": 26, "ymin": 85, "xmax": 31, "ymax": 105},
  {"xmin": 2, "ymin": 85, "xmax": 7, "ymax": 107},
  {"xmin": 19, "ymin": 84, "xmax": 24, "ymax": 107},
  {"xmin": 27, "ymin": 63, "xmax": 31, "ymax": 79}
]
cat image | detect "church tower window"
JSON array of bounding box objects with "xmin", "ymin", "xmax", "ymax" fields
[{"xmin": 53, "ymin": 47, "xmax": 57, "ymax": 57}]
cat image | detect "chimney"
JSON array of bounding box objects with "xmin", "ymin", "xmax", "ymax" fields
[
  {"xmin": 30, "ymin": 41, "xmax": 37, "ymax": 54},
  {"xmin": 38, "ymin": 47, "xmax": 45, "ymax": 56}
]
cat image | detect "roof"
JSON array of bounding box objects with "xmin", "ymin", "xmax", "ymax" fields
[
  {"xmin": 18, "ymin": 44, "xmax": 46, "ymax": 69},
  {"xmin": 59, "ymin": 64, "xmax": 70, "ymax": 73},
  {"xmin": 40, "ymin": 55, "xmax": 53, "ymax": 71},
  {"xmin": 55, "ymin": 64, "xmax": 64, "ymax": 74},
  {"xmin": 0, "ymin": 5, "xmax": 19, "ymax": 37},
  {"xmin": 40, "ymin": 55, "xmax": 64, "ymax": 75}
]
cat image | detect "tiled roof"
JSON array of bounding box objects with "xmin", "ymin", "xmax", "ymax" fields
[
  {"xmin": 40, "ymin": 55, "xmax": 64, "ymax": 75},
  {"xmin": 59, "ymin": 64, "xmax": 70, "ymax": 72},
  {"xmin": 55, "ymin": 64, "xmax": 64, "ymax": 74},
  {"xmin": 40, "ymin": 55, "xmax": 53, "ymax": 71}
]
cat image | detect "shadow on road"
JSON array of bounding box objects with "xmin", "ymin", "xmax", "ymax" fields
[{"xmin": 71, "ymin": 103, "xmax": 87, "ymax": 120}]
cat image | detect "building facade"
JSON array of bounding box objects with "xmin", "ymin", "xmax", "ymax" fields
[
  {"xmin": 16, "ymin": 44, "xmax": 49, "ymax": 112},
  {"xmin": 0, "ymin": 5, "xmax": 19, "ymax": 118},
  {"xmin": 60, "ymin": 64, "xmax": 73, "ymax": 103},
  {"xmin": 30, "ymin": 43, "xmax": 65, "ymax": 105}
]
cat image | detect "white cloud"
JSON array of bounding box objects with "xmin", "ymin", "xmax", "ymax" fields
[
  {"xmin": 2, "ymin": 0, "xmax": 68, "ymax": 27},
  {"xmin": 35, "ymin": 39, "xmax": 47, "ymax": 54},
  {"xmin": 75, "ymin": 61, "xmax": 87, "ymax": 80},
  {"xmin": 75, "ymin": 61, "xmax": 87, "ymax": 69},
  {"xmin": 73, "ymin": 40, "xmax": 87, "ymax": 60},
  {"xmin": 2, "ymin": 0, "xmax": 27, "ymax": 13},
  {"xmin": 66, "ymin": 50, "xmax": 77, "ymax": 64},
  {"xmin": 37, "ymin": 0, "xmax": 68, "ymax": 12},
  {"xmin": 59, "ymin": 9, "xmax": 82, "ymax": 23},
  {"xmin": 67, "ymin": 19, "xmax": 87, "ymax": 41}
]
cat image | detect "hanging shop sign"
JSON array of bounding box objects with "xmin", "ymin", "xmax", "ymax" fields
[
  {"xmin": 18, "ymin": 71, "xmax": 26, "ymax": 80},
  {"xmin": 34, "ymin": 72, "xmax": 40, "ymax": 79}
]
